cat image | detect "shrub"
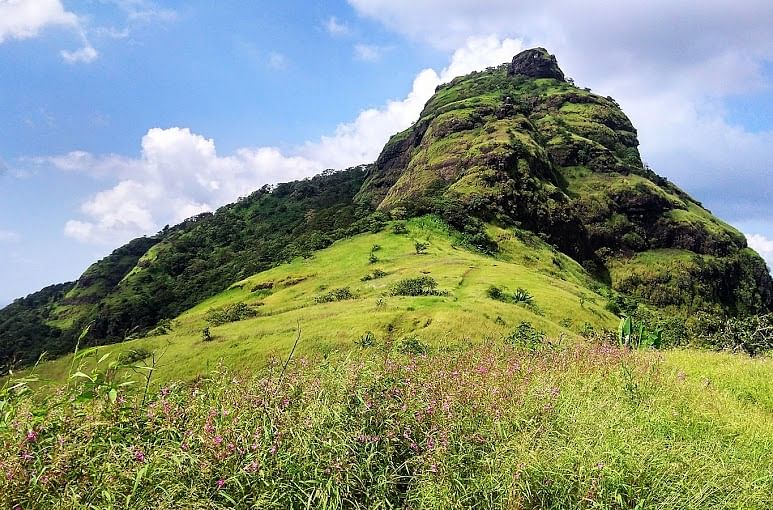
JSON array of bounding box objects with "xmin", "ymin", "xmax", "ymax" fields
[
  {"xmin": 486, "ymin": 286, "xmax": 535, "ymax": 307},
  {"xmin": 201, "ymin": 327, "xmax": 213, "ymax": 342},
  {"xmin": 691, "ymin": 313, "xmax": 773, "ymax": 356},
  {"xmin": 397, "ymin": 336, "xmax": 428, "ymax": 355},
  {"xmin": 504, "ymin": 321, "xmax": 546, "ymax": 349},
  {"xmin": 414, "ymin": 241, "xmax": 429, "ymax": 254},
  {"xmin": 355, "ymin": 331, "xmax": 377, "ymax": 348},
  {"xmin": 314, "ymin": 287, "xmax": 356, "ymax": 304},
  {"xmin": 392, "ymin": 222, "xmax": 408, "ymax": 234},
  {"xmin": 361, "ymin": 269, "xmax": 388, "ymax": 282},
  {"xmin": 118, "ymin": 348, "xmax": 152, "ymax": 365},
  {"xmin": 204, "ymin": 302, "xmax": 259, "ymax": 326},
  {"xmin": 391, "ymin": 276, "xmax": 447, "ymax": 297}
]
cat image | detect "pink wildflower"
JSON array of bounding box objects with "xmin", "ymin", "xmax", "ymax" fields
[{"xmin": 216, "ymin": 479, "xmax": 226, "ymax": 489}]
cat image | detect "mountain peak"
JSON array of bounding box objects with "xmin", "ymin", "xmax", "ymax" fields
[{"xmin": 507, "ymin": 47, "xmax": 565, "ymax": 81}]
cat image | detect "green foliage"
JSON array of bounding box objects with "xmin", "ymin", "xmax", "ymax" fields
[
  {"xmin": 390, "ymin": 276, "xmax": 446, "ymax": 297},
  {"xmin": 117, "ymin": 348, "xmax": 152, "ymax": 365},
  {"xmin": 504, "ymin": 321, "xmax": 546, "ymax": 349},
  {"xmin": 414, "ymin": 241, "xmax": 429, "ymax": 254},
  {"xmin": 201, "ymin": 327, "xmax": 213, "ymax": 342},
  {"xmin": 354, "ymin": 331, "xmax": 377, "ymax": 348},
  {"xmin": 314, "ymin": 287, "xmax": 356, "ymax": 304},
  {"xmin": 690, "ymin": 313, "xmax": 773, "ymax": 356},
  {"xmin": 204, "ymin": 302, "xmax": 259, "ymax": 326},
  {"xmin": 391, "ymin": 222, "xmax": 408, "ymax": 234},
  {"xmin": 617, "ymin": 316, "xmax": 661, "ymax": 349},
  {"xmin": 361, "ymin": 269, "xmax": 388, "ymax": 282},
  {"xmin": 397, "ymin": 336, "xmax": 428, "ymax": 355},
  {"xmin": 487, "ymin": 285, "xmax": 536, "ymax": 308}
]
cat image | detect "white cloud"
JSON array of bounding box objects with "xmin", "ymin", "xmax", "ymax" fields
[
  {"xmin": 324, "ymin": 16, "xmax": 349, "ymax": 36},
  {"xmin": 60, "ymin": 43, "xmax": 98, "ymax": 63},
  {"xmin": 748, "ymin": 234, "xmax": 773, "ymax": 269},
  {"xmin": 347, "ymin": 0, "xmax": 773, "ymax": 228},
  {"xmin": 0, "ymin": 229, "xmax": 20, "ymax": 243},
  {"xmin": 267, "ymin": 51, "xmax": 287, "ymax": 69},
  {"xmin": 0, "ymin": 0, "xmax": 77, "ymax": 42},
  {"xmin": 354, "ymin": 43, "xmax": 385, "ymax": 62},
  {"xmin": 47, "ymin": 36, "xmax": 520, "ymax": 245}
]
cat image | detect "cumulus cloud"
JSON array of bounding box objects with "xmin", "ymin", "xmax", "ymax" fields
[
  {"xmin": 51, "ymin": 128, "xmax": 318, "ymax": 244},
  {"xmin": 49, "ymin": 36, "xmax": 520, "ymax": 245},
  {"xmin": 0, "ymin": 0, "xmax": 77, "ymax": 42},
  {"xmin": 347, "ymin": 0, "xmax": 773, "ymax": 227},
  {"xmin": 0, "ymin": 0, "xmax": 101, "ymax": 63},
  {"xmin": 748, "ymin": 234, "xmax": 773, "ymax": 269}
]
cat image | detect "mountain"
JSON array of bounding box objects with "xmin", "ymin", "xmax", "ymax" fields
[{"xmin": 1, "ymin": 48, "xmax": 771, "ymax": 371}]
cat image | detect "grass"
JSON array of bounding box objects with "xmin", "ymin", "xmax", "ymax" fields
[
  {"xmin": 20, "ymin": 217, "xmax": 617, "ymax": 386},
  {"xmin": 3, "ymin": 342, "xmax": 772, "ymax": 508}
]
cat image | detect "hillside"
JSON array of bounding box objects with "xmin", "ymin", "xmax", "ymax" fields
[
  {"xmin": 1, "ymin": 48, "xmax": 771, "ymax": 371},
  {"xmin": 23, "ymin": 216, "xmax": 619, "ymax": 384}
]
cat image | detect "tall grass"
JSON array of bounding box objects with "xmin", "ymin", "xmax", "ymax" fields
[{"xmin": 2, "ymin": 342, "xmax": 772, "ymax": 509}]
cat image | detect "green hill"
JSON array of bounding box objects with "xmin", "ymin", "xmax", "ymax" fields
[{"xmin": 1, "ymin": 48, "xmax": 771, "ymax": 372}]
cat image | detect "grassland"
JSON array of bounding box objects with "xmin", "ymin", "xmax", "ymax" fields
[
  {"xmin": 22, "ymin": 216, "xmax": 617, "ymax": 385},
  {"xmin": 3, "ymin": 342, "xmax": 772, "ymax": 508}
]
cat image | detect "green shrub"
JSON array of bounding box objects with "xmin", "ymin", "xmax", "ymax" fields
[
  {"xmin": 201, "ymin": 327, "xmax": 213, "ymax": 342},
  {"xmin": 204, "ymin": 302, "xmax": 259, "ymax": 326},
  {"xmin": 397, "ymin": 336, "xmax": 428, "ymax": 355},
  {"xmin": 391, "ymin": 276, "xmax": 447, "ymax": 296},
  {"xmin": 414, "ymin": 241, "xmax": 429, "ymax": 254},
  {"xmin": 392, "ymin": 222, "xmax": 408, "ymax": 234},
  {"xmin": 504, "ymin": 321, "xmax": 546, "ymax": 349},
  {"xmin": 361, "ymin": 269, "xmax": 388, "ymax": 282},
  {"xmin": 314, "ymin": 287, "xmax": 356, "ymax": 304},
  {"xmin": 117, "ymin": 348, "xmax": 152, "ymax": 365},
  {"xmin": 355, "ymin": 331, "xmax": 377, "ymax": 348},
  {"xmin": 486, "ymin": 285, "xmax": 535, "ymax": 307}
]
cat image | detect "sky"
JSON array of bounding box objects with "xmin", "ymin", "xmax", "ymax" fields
[{"xmin": 1, "ymin": 0, "xmax": 772, "ymax": 306}]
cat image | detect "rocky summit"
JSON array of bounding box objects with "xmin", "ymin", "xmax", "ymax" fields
[{"xmin": 508, "ymin": 47, "xmax": 566, "ymax": 81}]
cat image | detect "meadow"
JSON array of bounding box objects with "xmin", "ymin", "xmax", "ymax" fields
[{"xmin": 2, "ymin": 341, "xmax": 772, "ymax": 509}]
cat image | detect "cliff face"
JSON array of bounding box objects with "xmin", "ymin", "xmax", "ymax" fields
[{"xmin": 358, "ymin": 48, "xmax": 772, "ymax": 314}]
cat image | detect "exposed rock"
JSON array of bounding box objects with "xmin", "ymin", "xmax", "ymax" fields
[{"xmin": 508, "ymin": 47, "xmax": 566, "ymax": 81}]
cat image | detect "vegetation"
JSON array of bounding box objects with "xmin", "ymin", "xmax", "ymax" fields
[
  {"xmin": 314, "ymin": 287, "xmax": 357, "ymax": 304},
  {"xmin": 3, "ymin": 342, "xmax": 773, "ymax": 508},
  {"xmin": 390, "ymin": 276, "xmax": 447, "ymax": 297},
  {"xmin": 204, "ymin": 303, "xmax": 260, "ymax": 326}
]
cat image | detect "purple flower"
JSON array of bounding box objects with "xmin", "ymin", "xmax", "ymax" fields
[
  {"xmin": 26, "ymin": 430, "xmax": 38, "ymax": 443},
  {"xmin": 133, "ymin": 448, "xmax": 146, "ymax": 462},
  {"xmin": 216, "ymin": 479, "xmax": 226, "ymax": 489}
]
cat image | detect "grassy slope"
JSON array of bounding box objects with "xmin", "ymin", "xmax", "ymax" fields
[{"xmin": 27, "ymin": 216, "xmax": 618, "ymax": 385}]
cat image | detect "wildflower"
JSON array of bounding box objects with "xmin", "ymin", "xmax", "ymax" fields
[
  {"xmin": 596, "ymin": 462, "xmax": 604, "ymax": 470},
  {"xmin": 214, "ymin": 435, "xmax": 223, "ymax": 446},
  {"xmin": 133, "ymin": 448, "xmax": 146, "ymax": 463},
  {"xmin": 26, "ymin": 430, "xmax": 38, "ymax": 443},
  {"xmin": 216, "ymin": 479, "xmax": 226, "ymax": 489},
  {"xmin": 160, "ymin": 387, "xmax": 171, "ymax": 397}
]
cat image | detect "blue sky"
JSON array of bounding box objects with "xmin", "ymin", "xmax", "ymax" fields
[{"xmin": 1, "ymin": 0, "xmax": 772, "ymax": 306}]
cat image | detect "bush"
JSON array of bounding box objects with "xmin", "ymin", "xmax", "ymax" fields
[
  {"xmin": 392, "ymin": 223, "xmax": 408, "ymax": 234},
  {"xmin": 201, "ymin": 327, "xmax": 213, "ymax": 342},
  {"xmin": 486, "ymin": 285, "xmax": 535, "ymax": 307},
  {"xmin": 397, "ymin": 336, "xmax": 428, "ymax": 355},
  {"xmin": 504, "ymin": 321, "xmax": 546, "ymax": 349},
  {"xmin": 361, "ymin": 269, "xmax": 388, "ymax": 282},
  {"xmin": 691, "ymin": 313, "xmax": 773, "ymax": 355},
  {"xmin": 355, "ymin": 331, "xmax": 377, "ymax": 348},
  {"xmin": 204, "ymin": 302, "xmax": 259, "ymax": 326},
  {"xmin": 391, "ymin": 276, "xmax": 447, "ymax": 297},
  {"xmin": 118, "ymin": 348, "xmax": 152, "ymax": 365},
  {"xmin": 314, "ymin": 287, "xmax": 356, "ymax": 304},
  {"xmin": 414, "ymin": 241, "xmax": 429, "ymax": 254}
]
